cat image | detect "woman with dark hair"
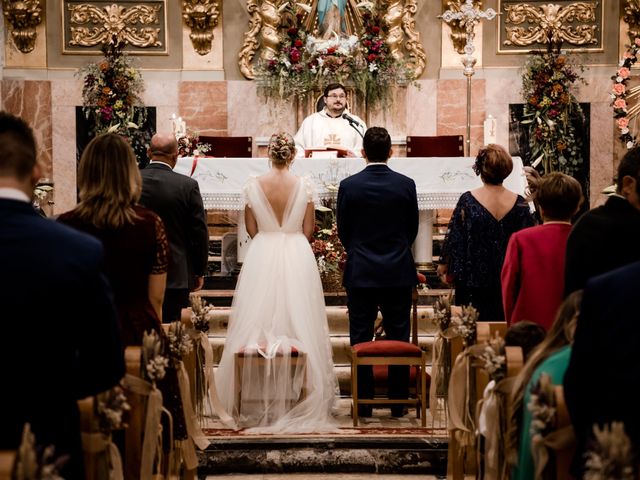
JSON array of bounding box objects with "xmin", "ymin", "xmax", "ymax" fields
[
  {"xmin": 507, "ymin": 290, "xmax": 582, "ymax": 480},
  {"xmin": 437, "ymin": 144, "xmax": 535, "ymax": 320}
]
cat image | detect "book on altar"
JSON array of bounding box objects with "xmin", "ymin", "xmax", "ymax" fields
[{"xmin": 305, "ymin": 145, "xmax": 351, "ymax": 158}]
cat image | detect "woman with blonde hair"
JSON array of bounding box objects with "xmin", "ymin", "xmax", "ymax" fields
[
  {"xmin": 58, "ymin": 133, "xmax": 168, "ymax": 345},
  {"xmin": 507, "ymin": 290, "xmax": 583, "ymax": 480},
  {"xmin": 216, "ymin": 132, "xmax": 338, "ymax": 432}
]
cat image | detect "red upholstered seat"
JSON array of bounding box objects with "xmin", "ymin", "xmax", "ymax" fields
[
  {"xmin": 237, "ymin": 345, "xmax": 301, "ymax": 357},
  {"xmin": 353, "ymin": 340, "xmax": 422, "ymax": 357}
]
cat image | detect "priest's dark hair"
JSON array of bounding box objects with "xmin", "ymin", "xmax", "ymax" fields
[
  {"xmin": 323, "ymin": 83, "xmax": 346, "ymax": 97},
  {"xmin": 0, "ymin": 111, "xmax": 37, "ymax": 179},
  {"xmin": 363, "ymin": 126, "xmax": 391, "ymax": 162}
]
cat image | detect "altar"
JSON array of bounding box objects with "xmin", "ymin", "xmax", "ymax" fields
[{"xmin": 174, "ymin": 156, "xmax": 527, "ymax": 266}]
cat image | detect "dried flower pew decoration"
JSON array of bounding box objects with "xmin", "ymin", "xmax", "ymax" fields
[
  {"xmin": 142, "ymin": 330, "xmax": 168, "ymax": 384},
  {"xmin": 476, "ymin": 332, "xmax": 507, "ymax": 383},
  {"xmin": 96, "ymin": 386, "xmax": 131, "ymax": 433},
  {"xmin": 189, "ymin": 295, "xmax": 213, "ymax": 333},
  {"xmin": 585, "ymin": 422, "xmax": 635, "ymax": 480},
  {"xmin": 167, "ymin": 321, "xmax": 194, "ymax": 366}
]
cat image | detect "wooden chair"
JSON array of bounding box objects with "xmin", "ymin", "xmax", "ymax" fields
[
  {"xmin": 350, "ymin": 276, "xmax": 430, "ymax": 427},
  {"xmin": 234, "ymin": 346, "xmax": 308, "ymax": 415},
  {"xmin": 198, "ymin": 136, "xmax": 253, "ymax": 157},
  {"xmin": 406, "ymin": 135, "xmax": 464, "ymax": 157},
  {"xmin": 0, "ymin": 451, "xmax": 15, "ymax": 480}
]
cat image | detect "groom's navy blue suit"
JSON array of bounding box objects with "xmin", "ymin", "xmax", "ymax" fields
[{"xmin": 337, "ymin": 162, "xmax": 419, "ymax": 407}]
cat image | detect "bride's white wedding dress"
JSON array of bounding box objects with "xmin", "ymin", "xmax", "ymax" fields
[{"xmin": 215, "ymin": 176, "xmax": 338, "ymax": 433}]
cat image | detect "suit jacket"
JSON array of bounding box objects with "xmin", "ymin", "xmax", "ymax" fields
[
  {"xmin": 140, "ymin": 162, "xmax": 209, "ymax": 290},
  {"xmin": 0, "ymin": 199, "xmax": 124, "ymax": 476},
  {"xmin": 501, "ymin": 223, "xmax": 571, "ymax": 330},
  {"xmin": 337, "ymin": 163, "xmax": 419, "ymax": 288},
  {"xmin": 564, "ymin": 195, "xmax": 640, "ymax": 295},
  {"xmin": 564, "ymin": 261, "xmax": 640, "ymax": 473}
]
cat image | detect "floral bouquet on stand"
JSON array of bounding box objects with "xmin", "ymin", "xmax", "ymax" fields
[
  {"xmin": 310, "ymin": 212, "xmax": 346, "ymax": 291},
  {"xmin": 77, "ymin": 36, "xmax": 148, "ymax": 163},
  {"xmin": 177, "ymin": 128, "xmax": 212, "ymax": 158},
  {"xmin": 521, "ymin": 42, "xmax": 586, "ymax": 176}
]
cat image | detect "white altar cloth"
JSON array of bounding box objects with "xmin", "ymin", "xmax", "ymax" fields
[{"xmin": 174, "ymin": 156, "xmax": 526, "ymax": 210}]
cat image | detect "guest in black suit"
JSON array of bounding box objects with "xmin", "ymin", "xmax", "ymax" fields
[
  {"xmin": 0, "ymin": 111, "xmax": 124, "ymax": 479},
  {"xmin": 140, "ymin": 133, "xmax": 209, "ymax": 323},
  {"xmin": 337, "ymin": 126, "xmax": 419, "ymax": 417},
  {"xmin": 564, "ymin": 147, "xmax": 640, "ymax": 295},
  {"xmin": 564, "ymin": 261, "xmax": 640, "ymax": 474}
]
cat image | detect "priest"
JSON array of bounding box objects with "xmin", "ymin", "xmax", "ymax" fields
[{"xmin": 294, "ymin": 83, "xmax": 366, "ymax": 157}]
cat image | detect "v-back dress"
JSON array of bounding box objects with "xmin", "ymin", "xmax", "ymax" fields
[
  {"xmin": 440, "ymin": 191, "xmax": 535, "ymax": 321},
  {"xmin": 215, "ymin": 176, "xmax": 338, "ymax": 432}
]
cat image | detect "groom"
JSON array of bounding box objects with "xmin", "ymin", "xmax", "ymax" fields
[{"xmin": 337, "ymin": 126, "xmax": 419, "ymax": 417}]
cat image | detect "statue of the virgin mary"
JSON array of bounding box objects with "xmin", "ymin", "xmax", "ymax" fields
[{"xmin": 301, "ymin": 0, "xmax": 364, "ymax": 40}]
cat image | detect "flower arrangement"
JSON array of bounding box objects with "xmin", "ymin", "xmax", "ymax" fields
[
  {"xmin": 311, "ymin": 221, "xmax": 346, "ymax": 275},
  {"xmin": 77, "ymin": 37, "xmax": 147, "ymax": 161},
  {"xmin": 528, "ymin": 372, "xmax": 556, "ymax": 440},
  {"xmin": 450, "ymin": 304, "xmax": 479, "ymax": 347},
  {"xmin": 96, "ymin": 386, "xmax": 131, "ymax": 434},
  {"xmin": 142, "ymin": 330, "xmax": 169, "ymax": 383},
  {"xmin": 255, "ymin": 2, "xmax": 413, "ymax": 106},
  {"xmin": 15, "ymin": 423, "xmax": 66, "ymax": 480},
  {"xmin": 476, "ymin": 333, "xmax": 506, "ymax": 383},
  {"xmin": 433, "ymin": 294, "xmax": 453, "ymax": 332},
  {"xmin": 190, "ymin": 295, "xmax": 213, "ymax": 333},
  {"xmin": 177, "ymin": 128, "xmax": 212, "ymax": 158},
  {"xmin": 584, "ymin": 422, "xmax": 635, "ymax": 480},
  {"xmin": 611, "ymin": 38, "xmax": 640, "ymax": 150},
  {"xmin": 521, "ymin": 44, "xmax": 586, "ymax": 176},
  {"xmin": 167, "ymin": 321, "xmax": 194, "ymax": 366}
]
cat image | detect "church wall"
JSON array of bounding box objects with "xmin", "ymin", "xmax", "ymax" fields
[{"xmin": 0, "ymin": 1, "xmax": 631, "ymax": 213}]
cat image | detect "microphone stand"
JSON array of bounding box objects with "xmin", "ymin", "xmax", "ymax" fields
[{"xmin": 346, "ymin": 119, "xmax": 365, "ymax": 139}]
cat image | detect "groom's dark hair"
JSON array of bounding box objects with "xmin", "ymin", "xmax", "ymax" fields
[{"xmin": 363, "ymin": 127, "xmax": 391, "ymax": 162}]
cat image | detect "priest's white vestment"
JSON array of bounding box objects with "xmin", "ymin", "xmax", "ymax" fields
[{"xmin": 294, "ymin": 109, "xmax": 366, "ymax": 157}]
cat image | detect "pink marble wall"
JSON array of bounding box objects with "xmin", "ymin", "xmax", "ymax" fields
[
  {"xmin": 0, "ymin": 80, "xmax": 53, "ymax": 177},
  {"xmin": 437, "ymin": 78, "xmax": 485, "ymax": 156},
  {"xmin": 179, "ymin": 81, "xmax": 228, "ymax": 136}
]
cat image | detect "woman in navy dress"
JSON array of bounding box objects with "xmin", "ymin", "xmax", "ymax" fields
[{"xmin": 437, "ymin": 144, "xmax": 535, "ymax": 321}]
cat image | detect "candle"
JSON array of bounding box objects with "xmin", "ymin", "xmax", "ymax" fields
[{"xmin": 483, "ymin": 114, "xmax": 497, "ymax": 146}]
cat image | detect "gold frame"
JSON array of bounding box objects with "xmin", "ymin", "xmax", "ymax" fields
[
  {"xmin": 496, "ymin": 1, "xmax": 604, "ymax": 54},
  {"xmin": 61, "ymin": 0, "xmax": 168, "ymax": 55}
]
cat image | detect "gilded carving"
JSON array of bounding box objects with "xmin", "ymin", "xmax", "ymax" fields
[
  {"xmin": 441, "ymin": 0, "xmax": 482, "ymax": 54},
  {"xmin": 2, "ymin": 0, "xmax": 43, "ymax": 53},
  {"xmin": 503, "ymin": 3, "xmax": 598, "ymax": 47},
  {"xmin": 624, "ymin": 0, "xmax": 640, "ymax": 45},
  {"xmin": 182, "ymin": 0, "xmax": 221, "ymax": 56},
  {"xmin": 68, "ymin": 4, "xmax": 162, "ymax": 48},
  {"xmin": 238, "ymin": 0, "xmax": 425, "ymax": 80}
]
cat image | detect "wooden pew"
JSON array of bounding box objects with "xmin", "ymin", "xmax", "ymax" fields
[{"xmin": 0, "ymin": 451, "xmax": 16, "ymax": 480}]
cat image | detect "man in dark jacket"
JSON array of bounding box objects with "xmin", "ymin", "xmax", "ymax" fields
[
  {"xmin": 140, "ymin": 133, "xmax": 209, "ymax": 322},
  {"xmin": 337, "ymin": 126, "xmax": 419, "ymax": 417}
]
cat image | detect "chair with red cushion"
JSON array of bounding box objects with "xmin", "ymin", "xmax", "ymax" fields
[{"xmin": 350, "ymin": 273, "xmax": 430, "ymax": 427}]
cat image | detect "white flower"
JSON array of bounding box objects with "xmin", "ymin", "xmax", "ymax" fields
[
  {"xmin": 617, "ymin": 76, "xmax": 623, "ymax": 82},
  {"xmin": 107, "ymin": 124, "xmax": 120, "ymax": 133},
  {"xmin": 622, "ymin": 127, "xmax": 629, "ymax": 134},
  {"xmin": 369, "ymin": 63, "xmax": 378, "ymax": 72},
  {"xmin": 627, "ymin": 141, "xmax": 635, "ymax": 149},
  {"xmin": 127, "ymin": 122, "xmax": 139, "ymax": 129}
]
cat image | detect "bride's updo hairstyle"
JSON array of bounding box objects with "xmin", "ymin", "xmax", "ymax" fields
[{"xmin": 268, "ymin": 132, "xmax": 295, "ymax": 167}]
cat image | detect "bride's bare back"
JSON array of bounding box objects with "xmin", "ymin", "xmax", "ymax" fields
[{"xmin": 258, "ymin": 171, "xmax": 300, "ymax": 225}]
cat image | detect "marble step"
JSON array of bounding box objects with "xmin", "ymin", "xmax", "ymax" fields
[{"xmin": 206, "ymin": 306, "xmax": 439, "ymax": 336}]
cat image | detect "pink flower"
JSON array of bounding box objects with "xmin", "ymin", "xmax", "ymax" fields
[
  {"xmin": 613, "ymin": 83, "xmax": 626, "ymax": 95},
  {"xmin": 290, "ymin": 48, "xmax": 301, "ymax": 62},
  {"xmin": 618, "ymin": 67, "xmax": 631, "ymax": 79},
  {"xmin": 614, "ymin": 98, "xmax": 627, "ymax": 109},
  {"xmin": 635, "ymin": 38, "xmax": 640, "ymax": 46},
  {"xmin": 618, "ymin": 117, "xmax": 630, "ymax": 129}
]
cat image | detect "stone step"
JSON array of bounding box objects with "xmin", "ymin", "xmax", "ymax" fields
[{"xmin": 197, "ymin": 435, "xmax": 448, "ymax": 475}]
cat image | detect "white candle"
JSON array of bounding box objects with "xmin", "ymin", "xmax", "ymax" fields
[{"xmin": 483, "ymin": 114, "xmax": 497, "ymax": 146}]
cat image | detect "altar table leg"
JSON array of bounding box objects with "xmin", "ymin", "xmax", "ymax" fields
[{"xmin": 413, "ymin": 209, "xmax": 434, "ymax": 270}]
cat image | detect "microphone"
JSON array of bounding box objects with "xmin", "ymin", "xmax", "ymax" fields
[{"xmin": 342, "ymin": 113, "xmax": 362, "ymax": 126}]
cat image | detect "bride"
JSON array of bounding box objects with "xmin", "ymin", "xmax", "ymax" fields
[{"xmin": 215, "ymin": 132, "xmax": 338, "ymax": 433}]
